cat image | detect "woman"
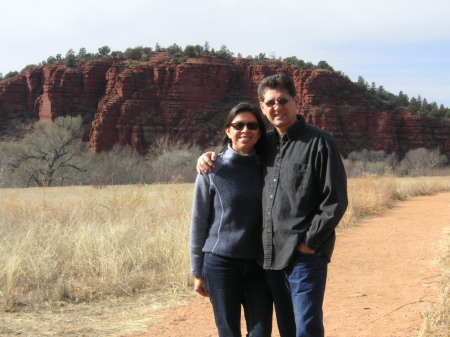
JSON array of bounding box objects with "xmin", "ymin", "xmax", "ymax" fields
[{"xmin": 190, "ymin": 102, "xmax": 272, "ymax": 337}]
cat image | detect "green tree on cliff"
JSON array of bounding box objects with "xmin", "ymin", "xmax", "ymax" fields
[
  {"xmin": 317, "ymin": 60, "xmax": 334, "ymax": 71},
  {"xmin": 4, "ymin": 71, "xmax": 19, "ymax": 79},
  {"xmin": 167, "ymin": 43, "xmax": 183, "ymax": 56},
  {"xmin": 125, "ymin": 46, "xmax": 152, "ymax": 60},
  {"xmin": 408, "ymin": 96, "xmax": 421, "ymax": 114},
  {"xmin": 203, "ymin": 41, "xmax": 211, "ymax": 54},
  {"xmin": 78, "ymin": 47, "xmax": 87, "ymax": 58},
  {"xmin": 65, "ymin": 49, "xmax": 76, "ymax": 67},
  {"xmin": 98, "ymin": 46, "xmax": 111, "ymax": 56},
  {"xmin": 184, "ymin": 45, "xmax": 197, "ymax": 57},
  {"xmin": 284, "ymin": 56, "xmax": 306, "ymax": 68},
  {"xmin": 217, "ymin": 45, "xmax": 233, "ymax": 58}
]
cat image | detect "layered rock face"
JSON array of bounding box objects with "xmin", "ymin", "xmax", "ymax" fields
[{"xmin": 1, "ymin": 55, "xmax": 449, "ymax": 157}]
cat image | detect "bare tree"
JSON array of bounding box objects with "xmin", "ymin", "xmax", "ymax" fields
[{"xmin": 7, "ymin": 116, "xmax": 89, "ymax": 187}]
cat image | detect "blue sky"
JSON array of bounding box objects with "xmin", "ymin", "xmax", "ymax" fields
[{"xmin": 1, "ymin": 0, "xmax": 449, "ymax": 106}]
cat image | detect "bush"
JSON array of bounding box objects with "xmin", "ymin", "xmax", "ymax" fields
[
  {"xmin": 343, "ymin": 149, "xmax": 397, "ymax": 177},
  {"xmin": 0, "ymin": 143, "xmax": 10, "ymax": 187},
  {"xmin": 396, "ymin": 148, "xmax": 448, "ymax": 177},
  {"xmin": 150, "ymin": 148, "xmax": 200, "ymax": 183},
  {"xmin": 4, "ymin": 71, "xmax": 19, "ymax": 79},
  {"xmin": 124, "ymin": 46, "xmax": 152, "ymax": 61},
  {"xmin": 89, "ymin": 145, "xmax": 150, "ymax": 186}
]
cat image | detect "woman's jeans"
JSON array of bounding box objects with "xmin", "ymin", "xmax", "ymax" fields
[
  {"xmin": 265, "ymin": 251, "xmax": 328, "ymax": 337},
  {"xmin": 203, "ymin": 252, "xmax": 273, "ymax": 337}
]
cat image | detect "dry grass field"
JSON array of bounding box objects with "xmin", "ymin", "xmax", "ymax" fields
[
  {"xmin": 1, "ymin": 175, "xmax": 449, "ymax": 336},
  {"xmin": 415, "ymin": 228, "xmax": 449, "ymax": 337}
]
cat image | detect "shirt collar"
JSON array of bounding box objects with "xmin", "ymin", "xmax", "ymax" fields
[{"xmin": 277, "ymin": 115, "xmax": 306, "ymax": 141}]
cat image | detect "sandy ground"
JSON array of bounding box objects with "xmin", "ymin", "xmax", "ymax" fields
[{"xmin": 129, "ymin": 192, "xmax": 450, "ymax": 337}]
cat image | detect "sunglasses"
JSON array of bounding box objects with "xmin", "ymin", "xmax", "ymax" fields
[
  {"xmin": 230, "ymin": 122, "xmax": 260, "ymax": 131},
  {"xmin": 263, "ymin": 97, "xmax": 289, "ymax": 108}
]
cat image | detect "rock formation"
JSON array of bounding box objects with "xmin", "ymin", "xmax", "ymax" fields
[{"xmin": 1, "ymin": 54, "xmax": 449, "ymax": 157}]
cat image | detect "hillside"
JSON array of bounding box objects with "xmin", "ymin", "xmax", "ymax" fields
[{"xmin": 1, "ymin": 53, "xmax": 449, "ymax": 157}]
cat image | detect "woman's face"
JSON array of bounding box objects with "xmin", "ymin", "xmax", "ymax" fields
[{"xmin": 225, "ymin": 111, "xmax": 261, "ymax": 154}]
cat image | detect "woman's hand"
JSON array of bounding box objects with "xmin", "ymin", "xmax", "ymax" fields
[
  {"xmin": 196, "ymin": 152, "xmax": 217, "ymax": 174},
  {"xmin": 194, "ymin": 276, "xmax": 209, "ymax": 297}
]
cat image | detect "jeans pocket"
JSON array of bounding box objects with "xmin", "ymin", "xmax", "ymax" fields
[{"xmin": 295, "ymin": 250, "xmax": 326, "ymax": 266}]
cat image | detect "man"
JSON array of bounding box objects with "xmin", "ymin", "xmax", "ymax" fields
[{"xmin": 198, "ymin": 74, "xmax": 348, "ymax": 337}]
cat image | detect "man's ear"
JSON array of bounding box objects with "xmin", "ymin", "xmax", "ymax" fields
[{"xmin": 259, "ymin": 102, "xmax": 267, "ymax": 116}]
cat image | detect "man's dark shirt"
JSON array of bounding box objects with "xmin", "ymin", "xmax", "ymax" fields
[{"xmin": 260, "ymin": 115, "xmax": 348, "ymax": 270}]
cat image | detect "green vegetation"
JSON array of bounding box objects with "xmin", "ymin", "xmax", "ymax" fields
[
  {"xmin": 1, "ymin": 71, "xmax": 19, "ymax": 80},
  {"xmin": 0, "ymin": 43, "xmax": 448, "ymax": 117},
  {"xmin": 356, "ymin": 76, "xmax": 450, "ymax": 118}
]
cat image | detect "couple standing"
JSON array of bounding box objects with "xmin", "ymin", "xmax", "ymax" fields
[{"xmin": 190, "ymin": 74, "xmax": 348, "ymax": 337}]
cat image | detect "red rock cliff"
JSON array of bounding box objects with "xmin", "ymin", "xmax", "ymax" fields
[{"xmin": 1, "ymin": 55, "xmax": 449, "ymax": 157}]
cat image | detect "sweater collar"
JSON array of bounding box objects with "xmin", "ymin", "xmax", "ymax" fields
[{"xmin": 222, "ymin": 144, "xmax": 257, "ymax": 163}]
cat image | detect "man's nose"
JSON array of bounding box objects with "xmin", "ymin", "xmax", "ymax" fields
[{"xmin": 273, "ymin": 102, "xmax": 283, "ymax": 110}]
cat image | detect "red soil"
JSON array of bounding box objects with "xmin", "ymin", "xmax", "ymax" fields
[{"xmin": 130, "ymin": 192, "xmax": 450, "ymax": 337}]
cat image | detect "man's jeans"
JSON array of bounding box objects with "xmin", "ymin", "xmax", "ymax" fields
[
  {"xmin": 203, "ymin": 252, "xmax": 273, "ymax": 337},
  {"xmin": 265, "ymin": 251, "xmax": 328, "ymax": 337}
]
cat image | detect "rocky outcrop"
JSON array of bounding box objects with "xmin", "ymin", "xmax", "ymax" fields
[{"xmin": 1, "ymin": 55, "xmax": 449, "ymax": 157}]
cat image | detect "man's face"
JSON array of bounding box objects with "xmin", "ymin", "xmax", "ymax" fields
[{"xmin": 259, "ymin": 88, "xmax": 297, "ymax": 134}]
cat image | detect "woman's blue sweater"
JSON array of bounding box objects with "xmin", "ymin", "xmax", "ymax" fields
[{"xmin": 190, "ymin": 145, "xmax": 263, "ymax": 276}]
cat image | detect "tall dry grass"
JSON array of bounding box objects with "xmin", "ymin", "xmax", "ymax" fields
[
  {"xmin": 0, "ymin": 184, "xmax": 193, "ymax": 311},
  {"xmin": 1, "ymin": 175, "xmax": 450, "ymax": 312},
  {"xmin": 340, "ymin": 175, "xmax": 450, "ymax": 230},
  {"xmin": 415, "ymin": 228, "xmax": 450, "ymax": 337}
]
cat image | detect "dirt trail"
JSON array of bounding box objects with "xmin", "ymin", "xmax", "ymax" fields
[{"xmin": 130, "ymin": 192, "xmax": 450, "ymax": 337}]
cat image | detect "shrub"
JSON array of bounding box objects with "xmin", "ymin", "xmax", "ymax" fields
[
  {"xmin": 89, "ymin": 145, "xmax": 150, "ymax": 185},
  {"xmin": 396, "ymin": 148, "xmax": 448, "ymax": 177},
  {"xmin": 4, "ymin": 71, "xmax": 19, "ymax": 79},
  {"xmin": 150, "ymin": 149, "xmax": 199, "ymax": 183},
  {"xmin": 343, "ymin": 149, "xmax": 397, "ymax": 177}
]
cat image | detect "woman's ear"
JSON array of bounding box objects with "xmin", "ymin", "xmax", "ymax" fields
[{"xmin": 225, "ymin": 127, "xmax": 232, "ymax": 139}]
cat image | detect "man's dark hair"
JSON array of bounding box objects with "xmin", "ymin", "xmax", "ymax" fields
[
  {"xmin": 220, "ymin": 102, "xmax": 267, "ymax": 154},
  {"xmin": 257, "ymin": 74, "xmax": 297, "ymax": 102}
]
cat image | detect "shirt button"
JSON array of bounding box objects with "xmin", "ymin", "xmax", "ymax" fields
[
  {"xmin": 270, "ymin": 195, "xmax": 273, "ymax": 198},
  {"xmin": 273, "ymin": 178, "xmax": 277, "ymax": 182},
  {"xmin": 276, "ymin": 162, "xmax": 280, "ymax": 166},
  {"xmin": 267, "ymin": 211, "xmax": 271, "ymax": 215},
  {"xmin": 267, "ymin": 228, "xmax": 272, "ymax": 232}
]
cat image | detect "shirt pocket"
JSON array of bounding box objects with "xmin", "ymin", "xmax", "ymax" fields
[{"xmin": 281, "ymin": 162, "xmax": 309, "ymax": 191}]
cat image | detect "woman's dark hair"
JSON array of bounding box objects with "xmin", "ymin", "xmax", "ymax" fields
[
  {"xmin": 257, "ymin": 73, "xmax": 297, "ymax": 102},
  {"xmin": 220, "ymin": 102, "xmax": 267, "ymax": 154}
]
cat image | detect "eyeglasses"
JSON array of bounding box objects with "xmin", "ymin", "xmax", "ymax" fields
[
  {"xmin": 263, "ymin": 97, "xmax": 289, "ymax": 108},
  {"xmin": 230, "ymin": 122, "xmax": 260, "ymax": 131}
]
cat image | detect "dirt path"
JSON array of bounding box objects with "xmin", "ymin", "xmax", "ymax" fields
[{"xmin": 130, "ymin": 192, "xmax": 450, "ymax": 337}]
